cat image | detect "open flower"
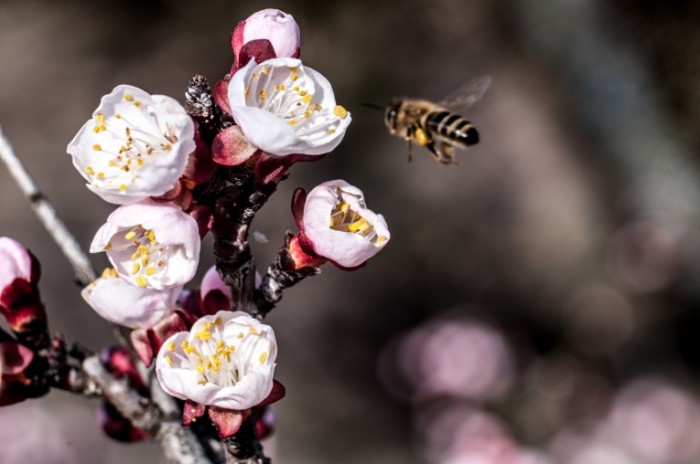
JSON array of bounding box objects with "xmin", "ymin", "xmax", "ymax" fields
[
  {"xmin": 68, "ymin": 85, "xmax": 195, "ymax": 204},
  {"xmin": 155, "ymin": 310, "xmax": 277, "ymax": 411},
  {"xmin": 227, "ymin": 57, "xmax": 351, "ymax": 156},
  {"xmin": 90, "ymin": 199, "xmax": 200, "ymax": 290},
  {"xmin": 297, "ymin": 180, "xmax": 390, "ymax": 268},
  {"xmin": 232, "ymin": 8, "xmax": 300, "ymax": 65},
  {"xmin": 82, "ymin": 268, "xmax": 181, "ymax": 329}
]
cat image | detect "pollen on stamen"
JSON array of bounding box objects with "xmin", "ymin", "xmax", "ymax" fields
[
  {"xmin": 124, "ymin": 230, "xmax": 137, "ymax": 240},
  {"xmin": 165, "ymin": 355, "xmax": 173, "ymax": 366},
  {"xmin": 334, "ymin": 105, "xmax": 349, "ymax": 119},
  {"xmin": 92, "ymin": 144, "xmax": 102, "ymax": 151},
  {"xmin": 259, "ymin": 352, "xmax": 268, "ymax": 364},
  {"xmin": 167, "ymin": 341, "xmax": 176, "ymax": 352},
  {"xmin": 84, "ymin": 166, "xmax": 95, "ymax": 175},
  {"xmin": 135, "ymin": 276, "xmax": 148, "ymax": 288},
  {"xmin": 119, "ymin": 184, "xmax": 127, "ymax": 191},
  {"xmin": 124, "ymin": 94, "xmax": 135, "ymax": 102}
]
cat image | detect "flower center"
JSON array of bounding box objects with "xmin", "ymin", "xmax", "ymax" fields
[
  {"xmin": 164, "ymin": 317, "xmax": 270, "ymax": 388},
  {"xmin": 84, "ymin": 92, "xmax": 178, "ymax": 189},
  {"xmin": 105, "ymin": 225, "xmax": 168, "ymax": 288},
  {"xmin": 329, "ymin": 189, "xmax": 387, "ymax": 244},
  {"xmin": 243, "ymin": 64, "xmax": 347, "ymax": 137}
]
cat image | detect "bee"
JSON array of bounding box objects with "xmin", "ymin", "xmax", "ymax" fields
[{"xmin": 367, "ymin": 76, "xmax": 490, "ymax": 165}]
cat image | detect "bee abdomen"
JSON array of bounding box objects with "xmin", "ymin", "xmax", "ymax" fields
[{"xmin": 426, "ymin": 111, "xmax": 479, "ymax": 147}]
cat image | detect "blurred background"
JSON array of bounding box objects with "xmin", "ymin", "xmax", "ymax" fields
[{"xmin": 2, "ymin": 0, "xmax": 700, "ymax": 462}]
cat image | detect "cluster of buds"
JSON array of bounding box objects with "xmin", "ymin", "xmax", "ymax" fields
[{"xmin": 0, "ymin": 6, "xmax": 391, "ymax": 454}]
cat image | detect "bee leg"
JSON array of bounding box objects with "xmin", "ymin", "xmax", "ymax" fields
[
  {"xmin": 405, "ymin": 126, "xmax": 415, "ymax": 162},
  {"xmin": 425, "ymin": 140, "xmax": 442, "ymax": 163},
  {"xmin": 440, "ymin": 143, "xmax": 457, "ymax": 165}
]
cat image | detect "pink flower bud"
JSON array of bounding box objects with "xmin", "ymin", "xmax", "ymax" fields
[
  {"xmin": 0, "ymin": 341, "xmax": 35, "ymax": 406},
  {"xmin": 98, "ymin": 401, "xmax": 149, "ymax": 443},
  {"xmin": 295, "ymin": 180, "xmax": 390, "ymax": 269},
  {"xmin": 0, "ymin": 238, "xmax": 47, "ymax": 344},
  {"xmin": 232, "ymin": 9, "xmax": 300, "ymax": 67}
]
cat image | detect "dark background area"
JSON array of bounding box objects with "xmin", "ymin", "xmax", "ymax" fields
[{"xmin": 2, "ymin": 0, "xmax": 700, "ymax": 462}]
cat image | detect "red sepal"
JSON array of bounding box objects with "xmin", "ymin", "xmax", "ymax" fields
[
  {"xmin": 208, "ymin": 406, "xmax": 247, "ymax": 438},
  {"xmin": 182, "ymin": 399, "xmax": 207, "ymax": 426},
  {"xmin": 212, "ymin": 126, "xmax": 259, "ymax": 166}
]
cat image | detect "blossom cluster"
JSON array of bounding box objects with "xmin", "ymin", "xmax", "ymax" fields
[{"xmin": 53, "ymin": 7, "xmax": 392, "ymax": 439}]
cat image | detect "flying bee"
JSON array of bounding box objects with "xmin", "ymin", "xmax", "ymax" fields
[{"xmin": 366, "ymin": 76, "xmax": 490, "ymax": 165}]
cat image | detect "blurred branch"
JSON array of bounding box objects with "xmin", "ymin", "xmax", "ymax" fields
[{"xmin": 0, "ymin": 126, "xmax": 96, "ymax": 286}]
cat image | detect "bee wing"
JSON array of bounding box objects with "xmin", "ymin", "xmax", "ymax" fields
[{"xmin": 437, "ymin": 75, "xmax": 492, "ymax": 111}]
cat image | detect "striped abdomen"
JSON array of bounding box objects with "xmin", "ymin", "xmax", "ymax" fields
[{"xmin": 424, "ymin": 110, "xmax": 479, "ymax": 147}]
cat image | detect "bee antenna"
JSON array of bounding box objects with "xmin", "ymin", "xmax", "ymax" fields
[{"xmin": 362, "ymin": 102, "xmax": 385, "ymax": 112}]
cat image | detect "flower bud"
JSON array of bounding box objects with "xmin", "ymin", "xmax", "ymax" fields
[
  {"xmin": 90, "ymin": 199, "xmax": 201, "ymax": 290},
  {"xmin": 228, "ymin": 58, "xmax": 351, "ymax": 156},
  {"xmin": 0, "ymin": 341, "xmax": 36, "ymax": 406},
  {"xmin": 0, "ymin": 238, "xmax": 47, "ymax": 346},
  {"xmin": 67, "ymin": 85, "xmax": 196, "ymax": 205},
  {"xmin": 232, "ymin": 9, "xmax": 300, "ymax": 67},
  {"xmin": 98, "ymin": 401, "xmax": 149, "ymax": 442},
  {"xmin": 155, "ymin": 310, "xmax": 277, "ymax": 411},
  {"xmin": 295, "ymin": 180, "xmax": 390, "ymax": 268}
]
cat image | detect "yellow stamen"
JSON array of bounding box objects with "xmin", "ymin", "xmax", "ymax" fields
[
  {"xmin": 334, "ymin": 105, "xmax": 348, "ymax": 119},
  {"xmin": 135, "ymin": 276, "xmax": 148, "ymax": 288}
]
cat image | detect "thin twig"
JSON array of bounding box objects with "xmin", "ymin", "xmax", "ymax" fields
[
  {"xmin": 83, "ymin": 356, "xmax": 211, "ymax": 464},
  {"xmin": 0, "ymin": 126, "xmax": 96, "ymax": 286}
]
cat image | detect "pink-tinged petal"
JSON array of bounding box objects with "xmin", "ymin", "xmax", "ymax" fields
[
  {"xmin": 82, "ymin": 271, "xmax": 180, "ymax": 329},
  {"xmin": 233, "ymin": 9, "xmax": 300, "ymax": 65},
  {"xmin": 0, "ymin": 238, "xmax": 33, "ymax": 289},
  {"xmin": 200, "ymin": 266, "xmax": 232, "ymax": 304},
  {"xmin": 301, "ymin": 180, "xmax": 390, "ymax": 268},
  {"xmin": 212, "ymin": 125, "xmax": 259, "ymax": 166},
  {"xmin": 291, "ymin": 188, "xmax": 307, "ymax": 231}
]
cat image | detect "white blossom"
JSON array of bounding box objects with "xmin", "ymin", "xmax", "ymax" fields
[
  {"xmin": 303, "ymin": 180, "xmax": 389, "ymax": 268},
  {"xmin": 155, "ymin": 311, "xmax": 277, "ymax": 410},
  {"xmin": 90, "ymin": 199, "xmax": 200, "ymax": 290},
  {"xmin": 228, "ymin": 57, "xmax": 351, "ymax": 156},
  {"xmin": 68, "ymin": 85, "xmax": 195, "ymax": 204}
]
